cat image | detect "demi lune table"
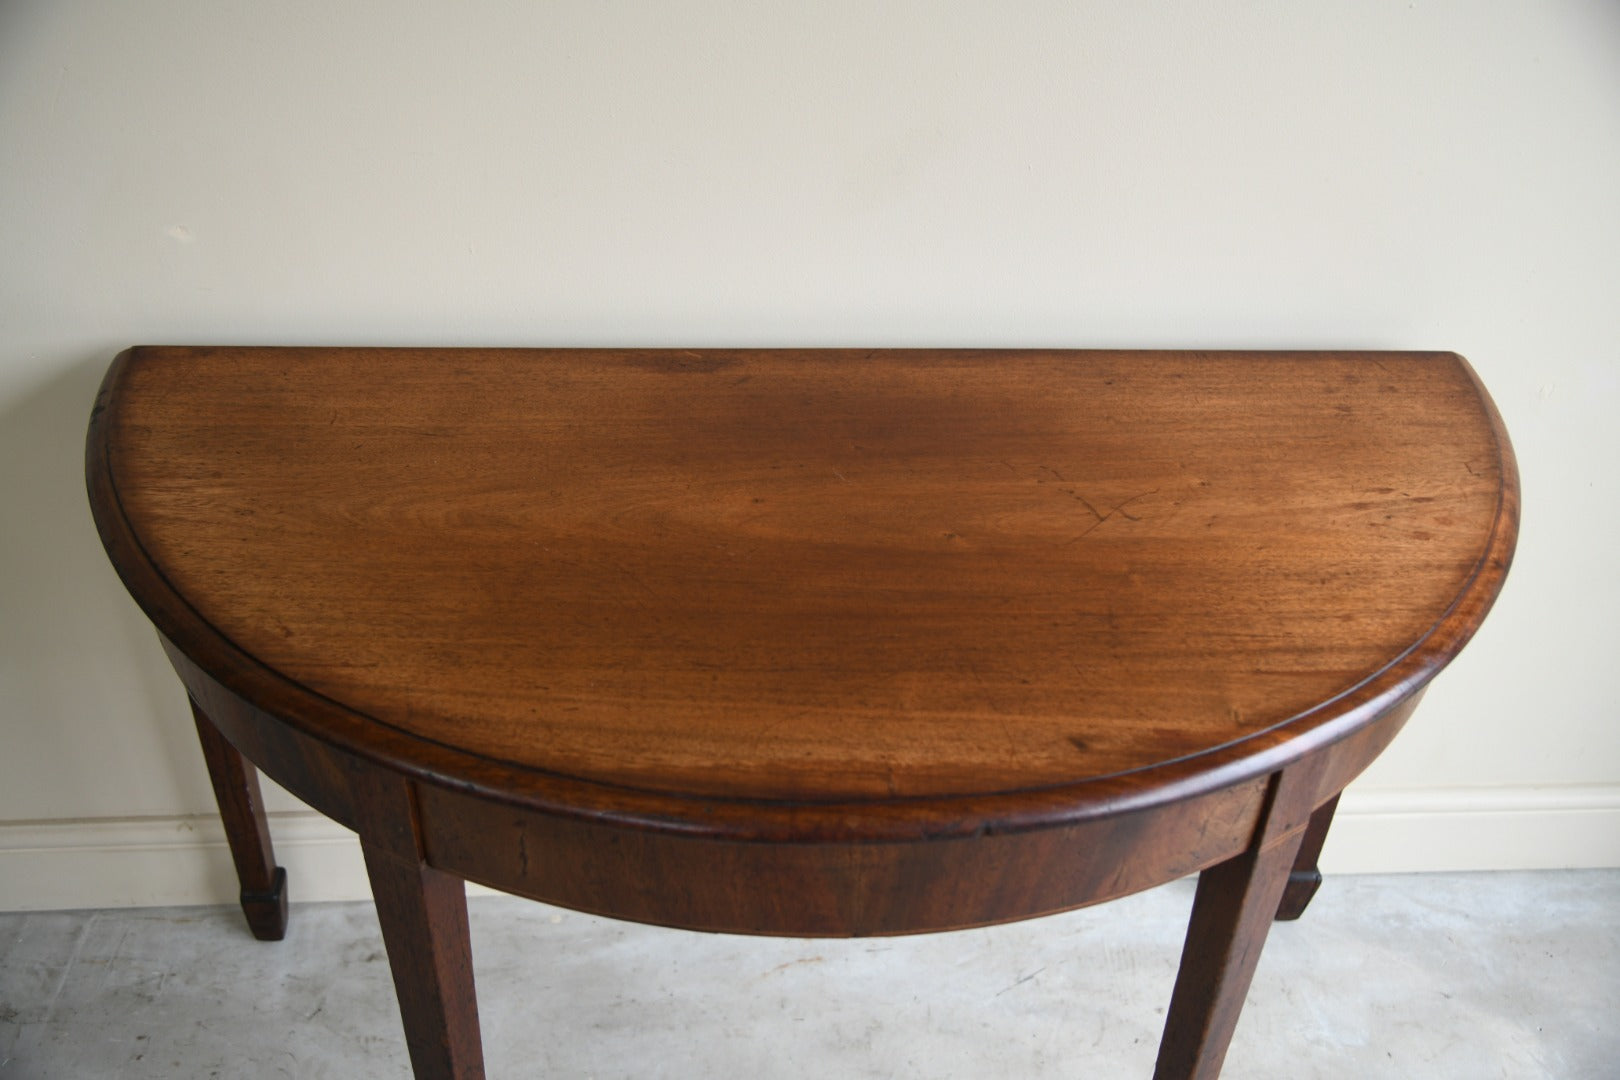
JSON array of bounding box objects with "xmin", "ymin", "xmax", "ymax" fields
[{"xmin": 86, "ymin": 347, "xmax": 1516, "ymax": 1079}]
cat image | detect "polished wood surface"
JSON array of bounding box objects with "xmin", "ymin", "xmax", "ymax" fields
[
  {"xmin": 353, "ymin": 762, "xmax": 485, "ymax": 1078},
  {"xmin": 87, "ymin": 347, "xmax": 1517, "ymax": 1078},
  {"xmin": 1155, "ymin": 753, "xmax": 1329, "ymax": 1079},
  {"xmin": 189, "ymin": 697, "xmax": 287, "ymax": 940},
  {"xmin": 94, "ymin": 348, "xmax": 1510, "ymax": 813},
  {"xmin": 1274, "ymin": 791, "xmax": 1343, "ymax": 921}
]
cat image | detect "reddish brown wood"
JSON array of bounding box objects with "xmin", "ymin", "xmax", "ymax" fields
[
  {"xmin": 1155, "ymin": 758, "xmax": 1330, "ymax": 1078},
  {"xmin": 417, "ymin": 770, "xmax": 1272, "ymax": 937},
  {"xmin": 89, "ymin": 348, "xmax": 1515, "ymax": 825},
  {"xmin": 1274, "ymin": 792, "xmax": 1341, "ymax": 921},
  {"xmin": 362, "ymin": 848, "xmax": 483, "ymax": 1079},
  {"xmin": 169, "ymin": 642, "xmax": 360, "ymax": 830},
  {"xmin": 84, "ymin": 348, "xmax": 1519, "ymax": 1078},
  {"xmin": 189, "ymin": 695, "xmax": 287, "ymax": 940},
  {"xmin": 354, "ymin": 765, "xmax": 484, "ymax": 1079}
]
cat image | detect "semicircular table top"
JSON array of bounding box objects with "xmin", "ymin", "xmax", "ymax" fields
[{"xmin": 91, "ymin": 347, "xmax": 1515, "ymax": 831}]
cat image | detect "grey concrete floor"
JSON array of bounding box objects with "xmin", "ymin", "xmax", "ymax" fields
[{"xmin": 1, "ymin": 871, "xmax": 1615, "ymax": 1079}]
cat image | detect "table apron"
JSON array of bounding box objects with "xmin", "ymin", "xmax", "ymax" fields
[{"xmin": 165, "ymin": 640, "xmax": 1423, "ymax": 936}]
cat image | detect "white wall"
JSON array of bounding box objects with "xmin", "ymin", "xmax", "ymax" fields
[{"xmin": 2, "ymin": 1, "xmax": 1617, "ymax": 910}]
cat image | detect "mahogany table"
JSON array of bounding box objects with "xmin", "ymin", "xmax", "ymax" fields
[{"xmin": 86, "ymin": 347, "xmax": 1517, "ymax": 1078}]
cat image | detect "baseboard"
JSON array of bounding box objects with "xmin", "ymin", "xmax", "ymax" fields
[
  {"xmin": 1319, "ymin": 784, "xmax": 1620, "ymax": 874},
  {"xmin": 2, "ymin": 785, "xmax": 1617, "ymax": 912},
  {"xmin": 0, "ymin": 812, "xmax": 373, "ymax": 912}
]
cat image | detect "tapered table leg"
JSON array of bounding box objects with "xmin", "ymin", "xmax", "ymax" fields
[
  {"xmin": 362, "ymin": 842, "xmax": 485, "ymax": 1080},
  {"xmin": 1274, "ymin": 793, "xmax": 1340, "ymax": 921},
  {"xmin": 190, "ymin": 695, "xmax": 287, "ymax": 941},
  {"xmin": 1153, "ymin": 826, "xmax": 1305, "ymax": 1078},
  {"xmin": 1154, "ymin": 764, "xmax": 1327, "ymax": 1080},
  {"xmin": 352, "ymin": 765, "xmax": 485, "ymax": 1079}
]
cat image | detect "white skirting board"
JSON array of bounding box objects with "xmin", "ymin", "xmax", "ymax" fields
[{"xmin": 2, "ymin": 785, "xmax": 1617, "ymax": 912}]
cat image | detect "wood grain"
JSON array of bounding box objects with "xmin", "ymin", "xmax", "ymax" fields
[
  {"xmin": 352, "ymin": 763, "xmax": 484, "ymax": 1079},
  {"xmin": 189, "ymin": 695, "xmax": 287, "ymax": 940},
  {"xmin": 1155, "ymin": 755, "xmax": 1331, "ymax": 1078},
  {"xmin": 92, "ymin": 348, "xmax": 1515, "ymax": 828}
]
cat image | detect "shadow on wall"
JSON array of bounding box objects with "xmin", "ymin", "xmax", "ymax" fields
[{"xmin": 0, "ymin": 351, "xmax": 215, "ymax": 820}]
